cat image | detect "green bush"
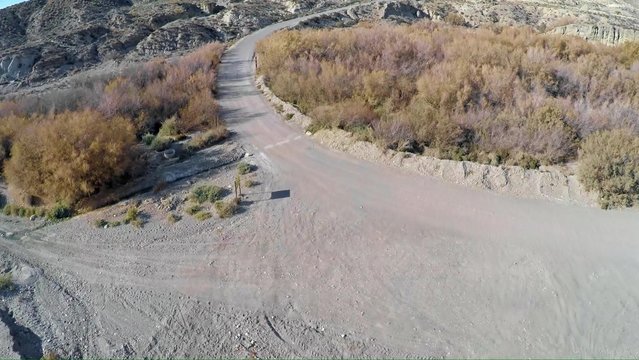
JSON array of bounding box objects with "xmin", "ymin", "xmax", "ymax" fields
[
  {"xmin": 2, "ymin": 204, "xmax": 46, "ymax": 218},
  {"xmin": 578, "ymin": 129, "xmax": 639, "ymax": 209},
  {"xmin": 124, "ymin": 206, "xmax": 142, "ymax": 227},
  {"xmin": 214, "ymin": 199, "xmax": 239, "ymax": 218},
  {"xmin": 150, "ymin": 136, "xmax": 173, "ymax": 151},
  {"xmin": 47, "ymin": 202, "xmax": 73, "ymax": 221},
  {"xmin": 142, "ymin": 133, "xmax": 156, "ymax": 146},
  {"xmin": 244, "ymin": 178, "xmax": 258, "ymax": 187},
  {"xmin": 157, "ymin": 116, "xmax": 180, "ymax": 138},
  {"xmin": 0, "ymin": 273, "xmax": 13, "ymax": 291},
  {"xmin": 2, "ymin": 204, "xmax": 45, "ymax": 218},
  {"xmin": 510, "ymin": 153, "xmax": 541, "ymax": 170},
  {"xmin": 186, "ymin": 204, "xmax": 202, "ymax": 215},
  {"xmin": 94, "ymin": 219, "xmax": 109, "ymax": 228},
  {"xmin": 237, "ymin": 162, "xmax": 252, "ymax": 175},
  {"xmin": 189, "ymin": 184, "xmax": 223, "ymax": 204},
  {"xmin": 194, "ymin": 211, "xmax": 212, "ymax": 221}
]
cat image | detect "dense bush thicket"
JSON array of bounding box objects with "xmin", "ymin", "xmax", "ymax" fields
[
  {"xmin": 257, "ymin": 22, "xmax": 639, "ymax": 207},
  {"xmin": 5, "ymin": 111, "xmax": 136, "ymax": 204},
  {"xmin": 578, "ymin": 129, "xmax": 639, "ymax": 208},
  {"xmin": 0, "ymin": 43, "xmax": 225, "ymax": 208}
]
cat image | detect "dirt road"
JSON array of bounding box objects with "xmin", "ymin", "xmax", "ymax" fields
[
  {"xmin": 216, "ymin": 12, "xmax": 639, "ymax": 357},
  {"xmin": 0, "ymin": 5, "xmax": 639, "ymax": 358}
]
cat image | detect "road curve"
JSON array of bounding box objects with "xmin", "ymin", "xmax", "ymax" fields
[{"xmin": 216, "ymin": 8, "xmax": 639, "ymax": 358}]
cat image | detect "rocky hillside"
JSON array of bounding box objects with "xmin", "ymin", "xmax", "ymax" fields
[
  {"xmin": 0, "ymin": 0, "xmax": 351, "ymax": 92},
  {"xmin": 1, "ymin": 0, "xmax": 639, "ymax": 94}
]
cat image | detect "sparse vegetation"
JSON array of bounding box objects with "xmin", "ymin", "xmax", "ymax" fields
[
  {"xmin": 41, "ymin": 351, "xmax": 59, "ymax": 360},
  {"xmin": 214, "ymin": 199, "xmax": 239, "ymax": 218},
  {"xmin": 257, "ymin": 22, "xmax": 639, "ymax": 207},
  {"xmin": 194, "ymin": 211, "xmax": 212, "ymax": 221},
  {"xmin": 186, "ymin": 127, "xmax": 229, "ymax": 152},
  {"xmin": 186, "ymin": 204, "xmax": 202, "ymax": 216},
  {"xmin": 244, "ymin": 178, "xmax": 258, "ymax": 188},
  {"xmin": 237, "ymin": 162, "xmax": 252, "ymax": 175},
  {"xmin": 2, "ymin": 204, "xmax": 46, "ymax": 218},
  {"xmin": 94, "ymin": 219, "xmax": 109, "ymax": 228},
  {"xmin": 0, "ymin": 273, "xmax": 14, "ymax": 291},
  {"xmin": 167, "ymin": 213, "xmax": 180, "ymax": 223},
  {"xmin": 190, "ymin": 184, "xmax": 224, "ymax": 204},
  {"xmin": 124, "ymin": 206, "xmax": 143, "ymax": 227},
  {"xmin": 94, "ymin": 218, "xmax": 122, "ymax": 228}
]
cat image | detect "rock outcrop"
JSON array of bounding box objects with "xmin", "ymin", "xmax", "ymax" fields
[
  {"xmin": 0, "ymin": 0, "xmax": 350, "ymax": 93},
  {"xmin": 551, "ymin": 24, "xmax": 639, "ymax": 45}
]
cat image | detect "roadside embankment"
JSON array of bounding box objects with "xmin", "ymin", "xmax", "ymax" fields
[{"xmin": 257, "ymin": 76, "xmax": 598, "ymax": 206}]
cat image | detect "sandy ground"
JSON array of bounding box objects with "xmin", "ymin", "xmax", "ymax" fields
[{"xmin": 1, "ymin": 3, "xmax": 639, "ymax": 358}]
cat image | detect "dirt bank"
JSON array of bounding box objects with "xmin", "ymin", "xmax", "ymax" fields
[{"xmin": 256, "ymin": 76, "xmax": 599, "ymax": 207}]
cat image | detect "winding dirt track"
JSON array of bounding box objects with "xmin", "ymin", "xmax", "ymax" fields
[{"xmin": 216, "ymin": 10, "xmax": 639, "ymax": 357}]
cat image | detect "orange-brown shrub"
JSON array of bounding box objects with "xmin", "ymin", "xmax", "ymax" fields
[
  {"xmin": 178, "ymin": 89, "xmax": 221, "ymax": 133},
  {"xmin": 0, "ymin": 42, "xmax": 226, "ymax": 207},
  {"xmin": 4, "ymin": 110, "xmax": 137, "ymax": 205},
  {"xmin": 0, "ymin": 115, "xmax": 32, "ymax": 167}
]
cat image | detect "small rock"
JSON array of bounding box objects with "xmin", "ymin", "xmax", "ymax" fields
[
  {"xmin": 305, "ymin": 131, "xmax": 312, "ymax": 136},
  {"xmin": 29, "ymin": 215, "xmax": 37, "ymax": 221},
  {"xmin": 341, "ymin": 334, "xmax": 346, "ymax": 338}
]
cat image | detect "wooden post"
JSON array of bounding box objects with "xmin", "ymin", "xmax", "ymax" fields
[{"xmin": 234, "ymin": 175, "xmax": 242, "ymax": 199}]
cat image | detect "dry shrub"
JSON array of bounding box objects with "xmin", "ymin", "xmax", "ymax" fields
[
  {"xmin": 619, "ymin": 41, "xmax": 639, "ymax": 68},
  {"xmin": 578, "ymin": 129, "xmax": 639, "ymax": 208},
  {"xmin": 178, "ymin": 90, "xmax": 221, "ymax": 133},
  {"xmin": 257, "ymin": 22, "xmax": 638, "ymax": 167},
  {"xmin": 0, "ymin": 101, "xmax": 21, "ymax": 118},
  {"xmin": 310, "ymin": 100, "xmax": 377, "ymax": 130},
  {"xmin": 214, "ymin": 199, "xmax": 239, "ymax": 218},
  {"xmin": 186, "ymin": 127, "xmax": 228, "ymax": 151},
  {"xmin": 444, "ymin": 13, "xmax": 467, "ymax": 27},
  {"xmin": 0, "ymin": 115, "xmax": 31, "ymax": 167},
  {"xmin": 0, "ymin": 41, "xmax": 226, "ymax": 208},
  {"xmin": 4, "ymin": 110, "xmax": 137, "ymax": 205},
  {"xmin": 99, "ymin": 77, "xmax": 142, "ymax": 117}
]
